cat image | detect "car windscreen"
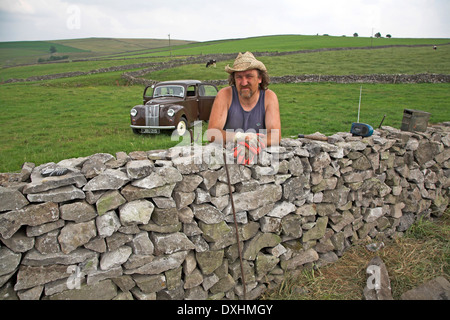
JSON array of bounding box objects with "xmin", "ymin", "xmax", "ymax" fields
[{"xmin": 153, "ymin": 85, "xmax": 185, "ymax": 98}]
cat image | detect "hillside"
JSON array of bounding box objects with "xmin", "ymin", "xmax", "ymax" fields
[
  {"xmin": 0, "ymin": 37, "xmax": 196, "ymax": 66},
  {"xmin": 1, "ymin": 34, "xmax": 449, "ymax": 67}
]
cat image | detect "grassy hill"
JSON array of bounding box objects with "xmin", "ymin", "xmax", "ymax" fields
[
  {"xmin": 0, "ymin": 34, "xmax": 449, "ymax": 172},
  {"xmin": 0, "ymin": 37, "xmax": 195, "ymax": 66},
  {"xmin": 1, "ymin": 34, "xmax": 449, "ymax": 66}
]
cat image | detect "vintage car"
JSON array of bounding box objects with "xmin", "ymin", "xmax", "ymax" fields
[{"xmin": 130, "ymin": 80, "xmax": 218, "ymax": 136}]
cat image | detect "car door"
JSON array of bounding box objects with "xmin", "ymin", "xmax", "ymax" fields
[
  {"xmin": 198, "ymin": 84, "xmax": 218, "ymax": 121},
  {"xmin": 184, "ymin": 85, "xmax": 198, "ymax": 124}
]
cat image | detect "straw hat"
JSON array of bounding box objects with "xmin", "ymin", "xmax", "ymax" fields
[{"xmin": 225, "ymin": 51, "xmax": 267, "ymax": 74}]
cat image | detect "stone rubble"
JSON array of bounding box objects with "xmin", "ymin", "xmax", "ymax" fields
[{"xmin": 0, "ymin": 124, "xmax": 449, "ymax": 300}]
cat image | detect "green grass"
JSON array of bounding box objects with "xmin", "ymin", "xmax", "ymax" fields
[
  {"xmin": 127, "ymin": 34, "xmax": 450, "ymax": 57},
  {"xmin": 2, "ymin": 34, "xmax": 449, "ymax": 67},
  {"xmin": 0, "ymin": 81, "xmax": 184, "ymax": 172},
  {"xmin": 0, "ymin": 38, "xmax": 194, "ymax": 66},
  {"xmin": 0, "ymin": 34, "xmax": 449, "ymax": 173},
  {"xmin": 275, "ymin": 82, "xmax": 450, "ymax": 137},
  {"xmin": 1, "ymin": 77, "xmax": 448, "ymax": 173},
  {"xmin": 3, "ymin": 45, "xmax": 448, "ymax": 82},
  {"xmin": 142, "ymin": 45, "xmax": 450, "ymax": 82}
]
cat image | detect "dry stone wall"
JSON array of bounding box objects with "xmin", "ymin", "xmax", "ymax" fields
[{"xmin": 0, "ymin": 124, "xmax": 449, "ymax": 300}]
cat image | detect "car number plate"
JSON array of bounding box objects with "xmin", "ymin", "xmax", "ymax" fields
[{"xmin": 142, "ymin": 128, "xmax": 160, "ymax": 134}]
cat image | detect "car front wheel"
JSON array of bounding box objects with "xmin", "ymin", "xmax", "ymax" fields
[{"xmin": 176, "ymin": 117, "xmax": 188, "ymax": 136}]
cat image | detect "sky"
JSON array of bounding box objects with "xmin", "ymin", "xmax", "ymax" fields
[{"xmin": 0, "ymin": 0, "xmax": 449, "ymax": 42}]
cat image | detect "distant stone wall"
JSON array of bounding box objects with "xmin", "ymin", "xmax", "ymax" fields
[
  {"xmin": 0, "ymin": 124, "xmax": 449, "ymax": 300},
  {"xmin": 4, "ymin": 45, "xmax": 450, "ymax": 85}
]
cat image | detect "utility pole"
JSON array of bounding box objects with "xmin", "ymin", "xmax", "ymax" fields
[
  {"xmin": 371, "ymin": 27, "xmax": 374, "ymax": 47},
  {"xmin": 168, "ymin": 33, "xmax": 172, "ymax": 57}
]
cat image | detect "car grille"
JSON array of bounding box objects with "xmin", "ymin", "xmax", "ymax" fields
[{"xmin": 147, "ymin": 105, "xmax": 159, "ymax": 127}]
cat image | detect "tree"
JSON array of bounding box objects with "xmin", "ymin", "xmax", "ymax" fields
[
  {"xmin": 353, "ymin": 33, "xmax": 359, "ymax": 37},
  {"xmin": 49, "ymin": 46, "xmax": 57, "ymax": 54},
  {"xmin": 374, "ymin": 32, "xmax": 382, "ymax": 38},
  {"xmin": 386, "ymin": 34, "xmax": 392, "ymax": 38}
]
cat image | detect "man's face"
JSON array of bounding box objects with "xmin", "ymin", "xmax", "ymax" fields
[{"xmin": 234, "ymin": 69, "xmax": 262, "ymax": 99}]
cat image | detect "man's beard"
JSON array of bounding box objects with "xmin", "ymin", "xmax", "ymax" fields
[{"xmin": 239, "ymin": 87, "xmax": 254, "ymax": 99}]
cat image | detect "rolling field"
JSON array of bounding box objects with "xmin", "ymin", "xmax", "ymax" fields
[{"xmin": 0, "ymin": 34, "xmax": 449, "ymax": 172}]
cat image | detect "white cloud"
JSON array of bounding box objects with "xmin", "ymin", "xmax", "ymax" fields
[{"xmin": 0, "ymin": 0, "xmax": 448, "ymax": 42}]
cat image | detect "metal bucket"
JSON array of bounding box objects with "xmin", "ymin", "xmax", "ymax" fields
[{"xmin": 400, "ymin": 109, "xmax": 431, "ymax": 132}]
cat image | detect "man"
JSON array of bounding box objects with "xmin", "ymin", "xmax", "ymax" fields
[{"xmin": 207, "ymin": 51, "xmax": 281, "ymax": 164}]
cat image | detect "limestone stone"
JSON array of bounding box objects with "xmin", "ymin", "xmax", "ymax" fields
[
  {"xmin": 35, "ymin": 230, "xmax": 59, "ymax": 254},
  {"xmin": 1, "ymin": 229, "xmax": 35, "ymax": 253},
  {"xmin": 296, "ymin": 204, "xmax": 317, "ymax": 216},
  {"xmin": 23, "ymin": 170, "xmax": 87, "ymax": 194},
  {"xmin": 126, "ymin": 160, "xmax": 154, "ymax": 179},
  {"xmin": 267, "ymin": 201, "xmax": 296, "ymax": 218},
  {"xmin": 184, "ymin": 268, "xmax": 204, "ymax": 289},
  {"xmin": 228, "ymin": 183, "xmax": 282, "ymax": 212},
  {"xmin": 48, "ymin": 279, "xmax": 117, "ymax": 300},
  {"xmin": 96, "ymin": 211, "xmax": 121, "ymax": 238},
  {"xmin": 129, "ymin": 231, "xmax": 154, "ymax": 255},
  {"xmin": 192, "ymin": 203, "xmax": 225, "ymax": 224},
  {"xmin": 0, "ymin": 247, "xmax": 21, "ymax": 276},
  {"xmin": 414, "ymin": 140, "xmax": 441, "ymax": 165},
  {"xmin": 14, "ymin": 264, "xmax": 70, "ymax": 291},
  {"xmin": 25, "ymin": 219, "xmax": 64, "ymax": 237},
  {"xmin": 363, "ymin": 256, "xmax": 393, "ymax": 300},
  {"xmin": 282, "ymin": 248, "xmax": 319, "ymax": 270},
  {"xmin": 175, "ymin": 174, "xmax": 203, "ymax": 192},
  {"xmin": 209, "ymin": 274, "xmax": 236, "ymax": 294},
  {"xmin": 310, "ymin": 152, "xmax": 331, "ymax": 171},
  {"xmin": 302, "ymin": 217, "xmax": 328, "ymax": 242},
  {"xmin": 0, "ymin": 186, "xmax": 29, "ymax": 211},
  {"xmin": 281, "ymin": 214, "xmax": 303, "ymax": 238},
  {"xmin": 329, "ymin": 210, "xmax": 354, "ymax": 232},
  {"xmin": 243, "ymin": 232, "xmax": 281, "ymax": 260},
  {"xmin": 124, "ymin": 251, "xmax": 189, "ymax": 275},
  {"xmin": 131, "ymin": 166, "xmax": 182, "ymax": 189},
  {"xmin": 21, "ymin": 248, "xmax": 97, "ymax": 266},
  {"xmin": 282, "ymin": 176, "xmax": 309, "ymax": 202},
  {"xmin": 119, "ymin": 199, "xmax": 154, "ymax": 226},
  {"xmin": 400, "ymin": 276, "xmax": 450, "ymax": 300},
  {"xmin": 255, "ymin": 252, "xmax": 279, "ymax": 278},
  {"xmin": 26, "ymin": 185, "xmax": 85, "ymax": 203},
  {"xmin": 151, "ymin": 207, "xmax": 179, "ymax": 226},
  {"xmin": 196, "ymin": 250, "xmax": 224, "ymax": 275},
  {"xmin": 121, "ymin": 183, "xmax": 175, "ymax": 201},
  {"xmin": 199, "ymin": 169, "xmax": 220, "ymax": 190},
  {"xmin": 0, "ymin": 202, "xmax": 59, "ymax": 239},
  {"xmin": 100, "ymin": 246, "xmax": 132, "ymax": 270},
  {"xmin": 81, "ymin": 158, "xmax": 106, "ymax": 179},
  {"xmin": 218, "ymin": 164, "xmax": 252, "ymax": 184},
  {"xmin": 96, "ymin": 190, "xmax": 126, "ymax": 215},
  {"xmin": 83, "ymin": 168, "xmax": 129, "ymax": 191},
  {"xmin": 151, "ymin": 232, "xmax": 195, "ymax": 255},
  {"xmin": 173, "ymin": 191, "xmax": 196, "ymax": 209},
  {"xmin": 133, "ymin": 274, "xmax": 166, "ymax": 293},
  {"xmin": 60, "ymin": 200, "xmax": 97, "ymax": 222},
  {"xmin": 58, "ymin": 220, "xmax": 97, "ymax": 254},
  {"xmin": 364, "ymin": 207, "xmax": 384, "ymax": 223},
  {"xmin": 260, "ymin": 216, "xmax": 282, "ymax": 233}
]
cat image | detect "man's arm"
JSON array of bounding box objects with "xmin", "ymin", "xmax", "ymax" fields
[
  {"xmin": 207, "ymin": 87, "xmax": 234, "ymax": 145},
  {"xmin": 262, "ymin": 89, "xmax": 281, "ymax": 146}
]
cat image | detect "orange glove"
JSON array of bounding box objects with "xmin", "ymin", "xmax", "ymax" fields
[{"xmin": 233, "ymin": 133, "xmax": 266, "ymax": 165}]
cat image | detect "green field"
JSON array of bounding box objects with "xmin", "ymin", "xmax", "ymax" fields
[
  {"xmin": 0, "ymin": 37, "xmax": 194, "ymax": 66},
  {"xmin": 0, "ymin": 34, "xmax": 449, "ymax": 173}
]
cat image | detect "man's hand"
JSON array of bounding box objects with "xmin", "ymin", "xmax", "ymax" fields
[{"xmin": 233, "ymin": 133, "xmax": 266, "ymax": 164}]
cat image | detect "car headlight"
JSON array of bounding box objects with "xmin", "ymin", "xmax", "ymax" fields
[
  {"xmin": 130, "ymin": 108, "xmax": 138, "ymax": 117},
  {"xmin": 167, "ymin": 109, "xmax": 175, "ymax": 117}
]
